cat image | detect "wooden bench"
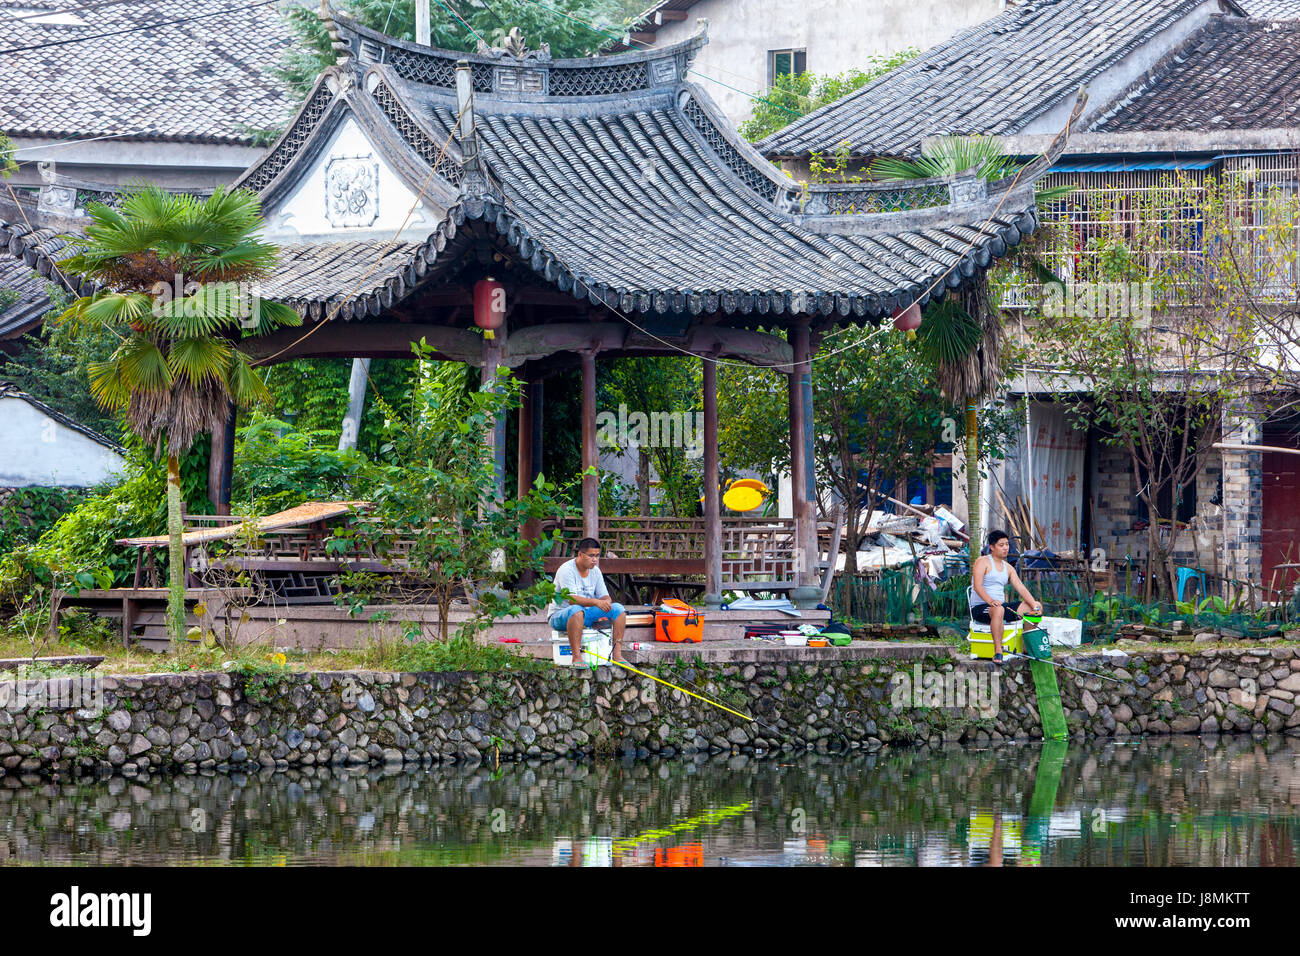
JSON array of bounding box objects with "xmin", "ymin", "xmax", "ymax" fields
[{"xmin": 53, "ymin": 587, "xmax": 252, "ymax": 648}]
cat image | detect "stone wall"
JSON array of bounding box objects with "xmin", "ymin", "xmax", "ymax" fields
[{"xmin": 1, "ymin": 648, "xmax": 1297, "ymax": 778}]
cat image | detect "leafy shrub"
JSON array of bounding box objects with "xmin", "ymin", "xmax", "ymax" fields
[
  {"xmin": 0, "ymin": 441, "xmax": 208, "ymax": 604},
  {"xmin": 0, "ymin": 487, "xmax": 91, "ymax": 554},
  {"xmin": 231, "ymin": 412, "xmax": 368, "ymax": 513}
]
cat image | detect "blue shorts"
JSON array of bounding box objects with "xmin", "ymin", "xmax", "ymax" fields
[{"xmin": 550, "ymin": 604, "xmax": 626, "ymax": 631}]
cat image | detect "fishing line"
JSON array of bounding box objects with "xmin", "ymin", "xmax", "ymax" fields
[{"xmin": 1003, "ymin": 651, "xmax": 1129, "ymax": 685}]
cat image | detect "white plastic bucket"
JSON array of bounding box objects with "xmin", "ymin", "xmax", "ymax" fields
[{"xmin": 551, "ymin": 628, "xmax": 613, "ymax": 666}]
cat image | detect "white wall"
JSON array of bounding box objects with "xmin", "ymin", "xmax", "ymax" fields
[
  {"xmin": 0, "ymin": 397, "xmax": 125, "ymax": 487},
  {"xmin": 262, "ymin": 114, "xmax": 442, "ymax": 244},
  {"xmin": 653, "ymin": 0, "xmax": 1006, "ymax": 127}
]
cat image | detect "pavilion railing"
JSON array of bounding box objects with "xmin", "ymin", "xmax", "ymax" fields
[{"xmin": 543, "ymin": 516, "xmax": 837, "ymax": 584}]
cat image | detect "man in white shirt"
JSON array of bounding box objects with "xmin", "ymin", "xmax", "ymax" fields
[{"xmin": 549, "ymin": 537, "xmax": 626, "ymax": 665}]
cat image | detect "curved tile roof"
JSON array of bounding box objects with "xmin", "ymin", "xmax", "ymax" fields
[
  {"xmin": 1089, "ymin": 18, "xmax": 1300, "ymax": 131},
  {"xmin": 0, "ymin": 255, "xmax": 50, "ymax": 339},
  {"xmin": 235, "ymin": 17, "xmax": 1050, "ymax": 324},
  {"xmin": 4, "ymin": 12, "xmax": 1051, "ymax": 329},
  {"xmin": 758, "ymin": 0, "xmax": 1211, "ymax": 159},
  {"xmin": 1235, "ymin": 0, "xmax": 1300, "ymax": 16},
  {"xmin": 0, "ymin": 0, "xmax": 298, "ymax": 144}
]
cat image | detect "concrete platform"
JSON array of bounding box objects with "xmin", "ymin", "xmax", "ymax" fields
[
  {"xmin": 196, "ymin": 603, "xmax": 834, "ymax": 653},
  {"xmin": 617, "ymin": 640, "xmax": 960, "ymax": 665}
]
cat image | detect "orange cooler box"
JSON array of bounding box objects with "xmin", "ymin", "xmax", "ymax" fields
[{"xmin": 655, "ymin": 599, "xmax": 704, "ymax": 643}]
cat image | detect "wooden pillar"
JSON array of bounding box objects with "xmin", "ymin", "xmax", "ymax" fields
[
  {"xmin": 517, "ymin": 373, "xmax": 534, "ymax": 500},
  {"xmin": 530, "ymin": 379, "xmax": 544, "ymax": 485},
  {"xmin": 581, "ymin": 350, "xmax": 599, "ymax": 539},
  {"xmin": 788, "ymin": 323, "xmax": 818, "ymax": 602},
  {"xmin": 703, "ymin": 356, "xmax": 722, "ymax": 605},
  {"xmin": 208, "ymin": 401, "xmax": 235, "ymax": 516},
  {"xmin": 481, "ymin": 328, "xmax": 507, "ymax": 502}
]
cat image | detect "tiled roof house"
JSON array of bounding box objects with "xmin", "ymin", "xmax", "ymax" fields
[{"xmin": 757, "ymin": 0, "xmax": 1300, "ymax": 591}]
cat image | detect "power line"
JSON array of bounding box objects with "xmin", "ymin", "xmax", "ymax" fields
[
  {"xmin": 431, "ymin": 0, "xmax": 487, "ymax": 47},
  {"xmin": 0, "ymin": 0, "xmax": 281, "ymax": 55}
]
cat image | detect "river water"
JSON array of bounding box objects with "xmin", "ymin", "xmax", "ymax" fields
[{"xmin": 1, "ymin": 736, "xmax": 1296, "ymax": 866}]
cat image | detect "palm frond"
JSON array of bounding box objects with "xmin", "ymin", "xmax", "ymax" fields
[
  {"xmin": 243, "ymin": 298, "xmax": 302, "ymax": 336},
  {"xmin": 114, "ymin": 335, "xmax": 173, "ymax": 392},
  {"xmin": 918, "ymin": 282, "xmax": 1004, "ymax": 402},
  {"xmin": 870, "ymin": 136, "xmax": 1021, "ymax": 183},
  {"xmin": 87, "ymin": 358, "xmax": 133, "ymax": 412},
  {"xmin": 166, "ymin": 336, "xmax": 233, "ymax": 388},
  {"xmin": 228, "ymin": 350, "xmax": 273, "ymax": 408},
  {"xmin": 154, "ymin": 282, "xmax": 255, "ymax": 337},
  {"xmin": 79, "ymin": 291, "xmax": 154, "ymax": 328}
]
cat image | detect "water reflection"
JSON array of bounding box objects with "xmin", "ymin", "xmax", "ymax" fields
[{"xmin": 0, "ymin": 736, "xmax": 1296, "ymax": 866}]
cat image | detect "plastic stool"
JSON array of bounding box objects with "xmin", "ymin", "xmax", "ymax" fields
[{"xmin": 1175, "ymin": 567, "xmax": 1207, "ymax": 603}]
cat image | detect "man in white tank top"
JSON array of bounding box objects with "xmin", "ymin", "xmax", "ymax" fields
[{"xmin": 971, "ymin": 529, "xmax": 1042, "ymax": 663}]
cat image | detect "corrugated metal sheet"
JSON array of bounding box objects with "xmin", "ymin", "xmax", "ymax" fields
[{"xmin": 1047, "ymin": 158, "xmax": 1218, "ymax": 173}]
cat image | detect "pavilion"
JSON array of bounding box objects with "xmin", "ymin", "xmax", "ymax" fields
[{"xmin": 3, "ymin": 3, "xmax": 1069, "ymax": 609}]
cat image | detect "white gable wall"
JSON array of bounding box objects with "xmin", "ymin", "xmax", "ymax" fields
[
  {"xmin": 0, "ymin": 397, "xmax": 126, "ymax": 487},
  {"xmin": 261, "ymin": 114, "xmax": 441, "ymax": 244}
]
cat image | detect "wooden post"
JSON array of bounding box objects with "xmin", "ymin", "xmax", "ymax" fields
[
  {"xmin": 208, "ymin": 401, "xmax": 235, "ymax": 516},
  {"xmin": 581, "ymin": 349, "xmax": 598, "ymax": 539},
  {"xmin": 517, "ymin": 374, "xmax": 534, "ymax": 500},
  {"xmin": 416, "ymin": 0, "xmax": 430, "ymax": 46},
  {"xmin": 530, "ymin": 379, "xmax": 544, "ymax": 485},
  {"xmin": 789, "ymin": 323, "xmax": 818, "ymax": 603},
  {"xmin": 703, "ymin": 356, "xmax": 722, "ymax": 605},
  {"xmin": 481, "ymin": 327, "xmax": 507, "ymax": 502}
]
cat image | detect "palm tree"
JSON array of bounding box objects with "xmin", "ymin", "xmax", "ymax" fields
[
  {"xmin": 55, "ymin": 185, "xmax": 300, "ymax": 646},
  {"xmin": 871, "ymin": 137, "xmax": 1039, "ymax": 559}
]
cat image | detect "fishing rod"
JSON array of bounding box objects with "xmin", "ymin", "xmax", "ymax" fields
[
  {"xmin": 1004, "ymin": 651, "xmax": 1130, "ymax": 685},
  {"xmin": 579, "ymin": 644, "xmax": 793, "ymax": 742}
]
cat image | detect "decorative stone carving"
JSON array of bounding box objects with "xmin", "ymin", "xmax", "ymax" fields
[
  {"xmin": 949, "ymin": 176, "xmax": 988, "ymax": 205},
  {"xmin": 37, "ymin": 185, "xmax": 76, "ymax": 215},
  {"xmin": 477, "ymin": 27, "xmax": 551, "ymax": 61},
  {"xmin": 324, "ymin": 155, "xmax": 380, "ymax": 228}
]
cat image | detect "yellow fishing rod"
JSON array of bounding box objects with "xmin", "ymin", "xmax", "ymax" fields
[{"xmin": 579, "ymin": 643, "xmax": 793, "ymax": 742}]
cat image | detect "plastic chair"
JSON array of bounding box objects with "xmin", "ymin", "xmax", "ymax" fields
[{"xmin": 1175, "ymin": 567, "xmax": 1207, "ymax": 604}]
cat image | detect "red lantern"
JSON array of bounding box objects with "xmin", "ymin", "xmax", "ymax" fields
[
  {"xmin": 473, "ymin": 278, "xmax": 506, "ymax": 339},
  {"xmin": 892, "ymin": 302, "xmax": 922, "ymax": 339}
]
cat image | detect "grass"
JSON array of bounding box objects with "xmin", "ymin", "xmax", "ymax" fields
[
  {"xmin": 0, "ymin": 616, "xmax": 557, "ymax": 676},
  {"xmin": 4, "ymin": 612, "xmax": 1296, "ymax": 679}
]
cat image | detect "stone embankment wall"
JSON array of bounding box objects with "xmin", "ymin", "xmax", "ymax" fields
[{"xmin": 0, "ymin": 647, "xmax": 1297, "ymax": 777}]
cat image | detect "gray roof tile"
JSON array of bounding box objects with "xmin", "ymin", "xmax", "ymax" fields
[
  {"xmin": 1089, "ymin": 18, "xmax": 1300, "ymax": 131},
  {"xmin": 758, "ymin": 0, "xmax": 1208, "ymax": 159},
  {"xmin": 0, "ymin": 254, "xmax": 50, "ymax": 339},
  {"xmin": 1235, "ymin": 0, "xmax": 1300, "ymax": 16},
  {"xmin": 0, "ymin": 0, "xmax": 299, "ymax": 144}
]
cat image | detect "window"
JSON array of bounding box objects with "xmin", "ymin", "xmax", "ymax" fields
[{"xmin": 768, "ymin": 49, "xmax": 807, "ymax": 85}]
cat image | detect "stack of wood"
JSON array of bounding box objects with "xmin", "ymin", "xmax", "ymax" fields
[{"xmin": 996, "ymin": 491, "xmax": 1045, "ymax": 551}]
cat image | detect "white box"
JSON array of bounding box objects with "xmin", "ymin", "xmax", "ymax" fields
[
  {"xmin": 551, "ymin": 628, "xmax": 612, "ymax": 666},
  {"xmin": 1039, "ymin": 616, "xmax": 1082, "ymax": 647}
]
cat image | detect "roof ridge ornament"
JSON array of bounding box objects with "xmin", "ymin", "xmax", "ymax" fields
[
  {"xmin": 477, "ymin": 27, "xmax": 552, "ymax": 62},
  {"xmin": 319, "ymin": 0, "xmax": 351, "ymax": 65},
  {"xmin": 455, "ymin": 60, "xmax": 487, "ymax": 195}
]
